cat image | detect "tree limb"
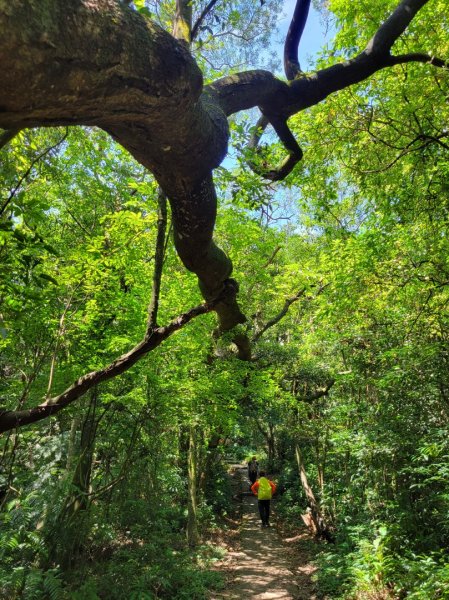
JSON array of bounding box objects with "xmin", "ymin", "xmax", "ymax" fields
[
  {"xmin": 0, "ymin": 286, "xmax": 239, "ymax": 433},
  {"xmin": 253, "ymin": 288, "xmax": 307, "ymax": 343},
  {"xmin": 253, "ymin": 282, "xmax": 329, "ymax": 343},
  {"xmin": 365, "ymin": 0, "xmax": 428, "ymax": 56},
  {"xmin": 387, "ymin": 52, "xmax": 448, "ymax": 68},
  {"xmin": 284, "ymin": 0, "xmax": 311, "ymax": 80},
  {"xmin": 191, "ymin": 0, "xmax": 220, "ymax": 41},
  {"xmin": 209, "ymin": 0, "xmax": 437, "ymax": 119},
  {"xmin": 247, "ymin": 112, "xmax": 303, "ymax": 181}
]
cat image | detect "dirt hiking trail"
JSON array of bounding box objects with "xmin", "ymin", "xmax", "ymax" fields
[{"xmin": 212, "ymin": 464, "xmax": 317, "ymax": 600}]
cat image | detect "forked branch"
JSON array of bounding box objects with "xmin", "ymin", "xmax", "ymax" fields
[
  {"xmin": 210, "ymin": 0, "xmax": 446, "ymax": 121},
  {"xmin": 253, "ymin": 288, "xmax": 306, "ymax": 343},
  {"xmin": 253, "ymin": 283, "xmax": 328, "ymax": 343}
]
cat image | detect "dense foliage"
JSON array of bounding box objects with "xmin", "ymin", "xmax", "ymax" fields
[{"xmin": 1, "ymin": 0, "xmax": 448, "ymax": 598}]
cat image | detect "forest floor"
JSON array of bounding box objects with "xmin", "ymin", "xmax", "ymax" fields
[{"xmin": 210, "ymin": 464, "xmax": 319, "ymax": 600}]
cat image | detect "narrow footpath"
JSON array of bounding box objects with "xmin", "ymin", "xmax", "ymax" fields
[{"xmin": 212, "ymin": 465, "xmax": 317, "ymax": 600}]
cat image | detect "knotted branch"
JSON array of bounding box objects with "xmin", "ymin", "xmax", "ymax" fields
[{"xmin": 247, "ymin": 112, "xmax": 303, "ymax": 181}]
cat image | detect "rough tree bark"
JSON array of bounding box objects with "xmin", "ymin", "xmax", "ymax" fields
[{"xmin": 0, "ymin": 0, "xmax": 446, "ymax": 431}]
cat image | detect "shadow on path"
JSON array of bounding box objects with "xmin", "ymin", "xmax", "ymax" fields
[{"xmin": 212, "ymin": 465, "xmax": 317, "ymax": 600}]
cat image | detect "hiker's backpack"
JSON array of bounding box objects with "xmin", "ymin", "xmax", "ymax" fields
[{"xmin": 257, "ymin": 477, "xmax": 272, "ymax": 500}]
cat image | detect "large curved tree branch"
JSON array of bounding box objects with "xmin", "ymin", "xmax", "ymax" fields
[
  {"xmin": 0, "ymin": 2, "xmax": 243, "ymax": 336},
  {"xmin": 0, "ymin": 0, "xmax": 446, "ymax": 369},
  {"xmin": 209, "ymin": 0, "xmax": 445, "ymax": 119}
]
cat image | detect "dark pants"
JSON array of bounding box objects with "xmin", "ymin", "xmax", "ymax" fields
[
  {"xmin": 249, "ymin": 471, "xmax": 257, "ymax": 485},
  {"xmin": 258, "ymin": 499, "xmax": 270, "ymax": 525}
]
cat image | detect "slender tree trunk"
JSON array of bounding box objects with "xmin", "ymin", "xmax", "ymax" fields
[
  {"xmin": 66, "ymin": 396, "xmax": 97, "ymax": 515},
  {"xmin": 198, "ymin": 432, "xmax": 220, "ymax": 494},
  {"xmin": 66, "ymin": 414, "xmax": 81, "ymax": 472},
  {"xmin": 295, "ymin": 442, "xmax": 333, "ymax": 541},
  {"xmin": 316, "ymin": 427, "xmax": 329, "ymax": 495},
  {"xmin": 49, "ymin": 388, "xmax": 99, "ymax": 567},
  {"xmin": 186, "ymin": 425, "xmax": 199, "ymax": 547},
  {"xmin": 267, "ymin": 423, "xmax": 275, "ymax": 469},
  {"xmin": 255, "ymin": 419, "xmax": 276, "ymax": 469}
]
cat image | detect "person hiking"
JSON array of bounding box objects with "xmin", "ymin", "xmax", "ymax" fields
[
  {"xmin": 251, "ymin": 471, "xmax": 276, "ymax": 528},
  {"xmin": 247, "ymin": 456, "xmax": 259, "ymax": 486}
]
